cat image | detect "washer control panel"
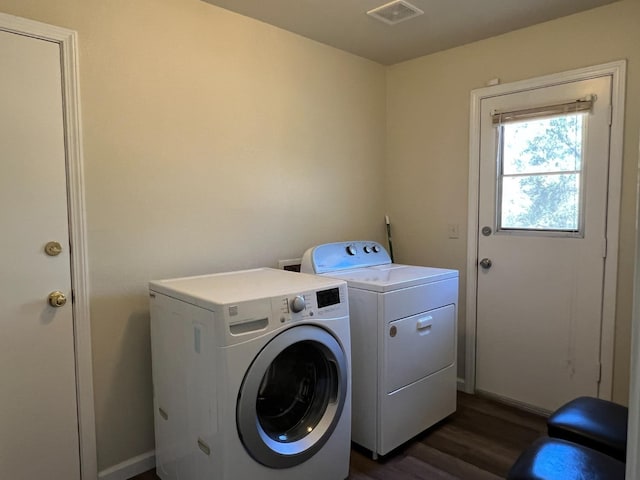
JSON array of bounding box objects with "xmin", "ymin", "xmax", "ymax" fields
[{"xmin": 277, "ymin": 285, "xmax": 346, "ymax": 324}]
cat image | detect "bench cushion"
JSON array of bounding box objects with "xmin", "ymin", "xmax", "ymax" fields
[
  {"xmin": 547, "ymin": 396, "xmax": 627, "ymax": 461},
  {"xmin": 507, "ymin": 437, "xmax": 625, "ymax": 480}
]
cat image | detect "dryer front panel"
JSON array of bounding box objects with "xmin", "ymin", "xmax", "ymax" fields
[
  {"xmin": 385, "ymin": 304, "xmax": 455, "ymax": 393},
  {"xmin": 236, "ymin": 324, "xmax": 348, "ymax": 469}
]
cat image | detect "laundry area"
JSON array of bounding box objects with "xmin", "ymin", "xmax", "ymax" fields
[
  {"xmin": 1, "ymin": 0, "xmax": 639, "ymax": 479},
  {"xmin": 148, "ymin": 240, "xmax": 458, "ymax": 478}
]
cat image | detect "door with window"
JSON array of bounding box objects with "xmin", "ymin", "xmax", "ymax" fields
[{"xmin": 475, "ymin": 76, "xmax": 612, "ymax": 412}]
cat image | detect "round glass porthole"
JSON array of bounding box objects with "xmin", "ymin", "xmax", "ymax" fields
[
  {"xmin": 257, "ymin": 341, "xmax": 333, "ymax": 443},
  {"xmin": 236, "ymin": 325, "xmax": 347, "ymax": 468}
]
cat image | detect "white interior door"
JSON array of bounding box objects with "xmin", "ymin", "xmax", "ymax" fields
[
  {"xmin": 475, "ymin": 76, "xmax": 612, "ymax": 412},
  {"xmin": 0, "ymin": 29, "xmax": 81, "ymax": 478}
]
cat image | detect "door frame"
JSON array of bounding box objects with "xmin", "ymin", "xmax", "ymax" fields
[
  {"xmin": 0, "ymin": 12, "xmax": 96, "ymax": 479},
  {"xmin": 464, "ymin": 61, "xmax": 626, "ymax": 400},
  {"xmin": 626, "ymin": 133, "xmax": 640, "ymax": 479}
]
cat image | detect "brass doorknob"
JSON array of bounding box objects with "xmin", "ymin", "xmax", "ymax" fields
[{"xmin": 48, "ymin": 291, "xmax": 67, "ymax": 307}]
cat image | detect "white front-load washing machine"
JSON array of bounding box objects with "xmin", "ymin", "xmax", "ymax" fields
[
  {"xmin": 301, "ymin": 241, "xmax": 458, "ymax": 458},
  {"xmin": 149, "ymin": 268, "xmax": 351, "ymax": 480}
]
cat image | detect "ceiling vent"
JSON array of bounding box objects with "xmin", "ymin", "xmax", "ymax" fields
[{"xmin": 367, "ymin": 0, "xmax": 424, "ymax": 26}]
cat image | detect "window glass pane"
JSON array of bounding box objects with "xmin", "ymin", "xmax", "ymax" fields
[
  {"xmin": 498, "ymin": 112, "xmax": 585, "ymax": 233},
  {"xmin": 502, "ymin": 115, "xmax": 583, "ymax": 175},
  {"xmin": 501, "ymin": 173, "xmax": 580, "ymax": 230}
]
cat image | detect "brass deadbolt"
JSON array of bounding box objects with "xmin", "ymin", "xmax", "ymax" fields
[{"xmin": 44, "ymin": 241, "xmax": 63, "ymax": 256}]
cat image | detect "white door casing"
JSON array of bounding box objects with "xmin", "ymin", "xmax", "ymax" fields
[
  {"xmin": 626, "ymin": 133, "xmax": 640, "ymax": 480},
  {"xmin": 0, "ymin": 12, "xmax": 95, "ymax": 479},
  {"xmin": 465, "ymin": 61, "xmax": 626, "ymax": 404}
]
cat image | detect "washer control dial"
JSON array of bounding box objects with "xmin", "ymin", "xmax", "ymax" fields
[
  {"xmin": 290, "ymin": 295, "xmax": 306, "ymax": 313},
  {"xmin": 363, "ymin": 246, "xmax": 371, "ymax": 253},
  {"xmin": 346, "ymin": 245, "xmax": 357, "ymax": 256},
  {"xmin": 372, "ymin": 245, "xmax": 380, "ymax": 253}
]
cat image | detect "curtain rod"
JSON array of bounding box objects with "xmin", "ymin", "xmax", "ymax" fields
[{"xmin": 491, "ymin": 95, "xmax": 595, "ymax": 125}]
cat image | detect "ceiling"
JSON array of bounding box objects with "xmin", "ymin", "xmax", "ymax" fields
[{"xmin": 201, "ymin": 0, "xmax": 619, "ymax": 65}]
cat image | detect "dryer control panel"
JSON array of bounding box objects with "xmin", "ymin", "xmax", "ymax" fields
[{"xmin": 301, "ymin": 240, "xmax": 392, "ymax": 274}]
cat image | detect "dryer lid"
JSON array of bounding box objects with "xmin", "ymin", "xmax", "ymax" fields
[{"xmin": 322, "ymin": 264, "xmax": 458, "ymax": 293}]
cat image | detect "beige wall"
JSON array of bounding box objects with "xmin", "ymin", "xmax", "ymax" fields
[
  {"xmin": 2, "ymin": 0, "xmax": 639, "ymax": 473},
  {"xmin": 386, "ymin": 0, "xmax": 640, "ymax": 404},
  {"xmin": 0, "ymin": 0, "xmax": 386, "ymax": 470}
]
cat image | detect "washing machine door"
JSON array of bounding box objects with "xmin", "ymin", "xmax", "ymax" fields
[{"xmin": 237, "ymin": 324, "xmax": 348, "ymax": 468}]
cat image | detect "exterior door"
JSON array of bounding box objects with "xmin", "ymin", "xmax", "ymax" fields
[
  {"xmin": 0, "ymin": 29, "xmax": 81, "ymax": 478},
  {"xmin": 475, "ymin": 76, "xmax": 612, "ymax": 412}
]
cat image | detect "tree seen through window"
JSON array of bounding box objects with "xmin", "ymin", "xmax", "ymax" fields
[{"xmin": 500, "ymin": 114, "xmax": 583, "ymax": 231}]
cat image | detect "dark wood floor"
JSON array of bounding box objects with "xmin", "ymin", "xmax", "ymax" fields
[{"xmin": 132, "ymin": 392, "xmax": 547, "ymax": 480}]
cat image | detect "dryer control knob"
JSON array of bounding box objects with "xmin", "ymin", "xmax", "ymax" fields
[
  {"xmin": 290, "ymin": 295, "xmax": 306, "ymax": 313},
  {"xmin": 363, "ymin": 246, "xmax": 371, "ymax": 253},
  {"xmin": 346, "ymin": 245, "xmax": 357, "ymax": 256},
  {"xmin": 372, "ymin": 245, "xmax": 380, "ymax": 253}
]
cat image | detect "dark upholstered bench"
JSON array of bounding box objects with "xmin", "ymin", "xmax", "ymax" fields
[
  {"xmin": 506, "ymin": 437, "xmax": 625, "ymax": 480},
  {"xmin": 547, "ymin": 396, "xmax": 628, "ymax": 461}
]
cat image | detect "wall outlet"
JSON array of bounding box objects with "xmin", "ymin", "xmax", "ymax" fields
[{"xmin": 278, "ymin": 258, "xmax": 302, "ymax": 272}]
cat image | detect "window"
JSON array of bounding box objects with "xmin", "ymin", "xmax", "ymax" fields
[{"xmin": 497, "ymin": 113, "xmax": 585, "ymax": 233}]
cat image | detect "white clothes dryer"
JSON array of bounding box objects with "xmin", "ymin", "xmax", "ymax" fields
[
  {"xmin": 301, "ymin": 241, "xmax": 458, "ymax": 458},
  {"xmin": 149, "ymin": 268, "xmax": 351, "ymax": 480}
]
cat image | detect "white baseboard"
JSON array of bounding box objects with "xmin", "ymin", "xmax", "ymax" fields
[
  {"xmin": 475, "ymin": 389, "xmax": 552, "ymax": 416},
  {"xmin": 98, "ymin": 450, "xmax": 155, "ymax": 480}
]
